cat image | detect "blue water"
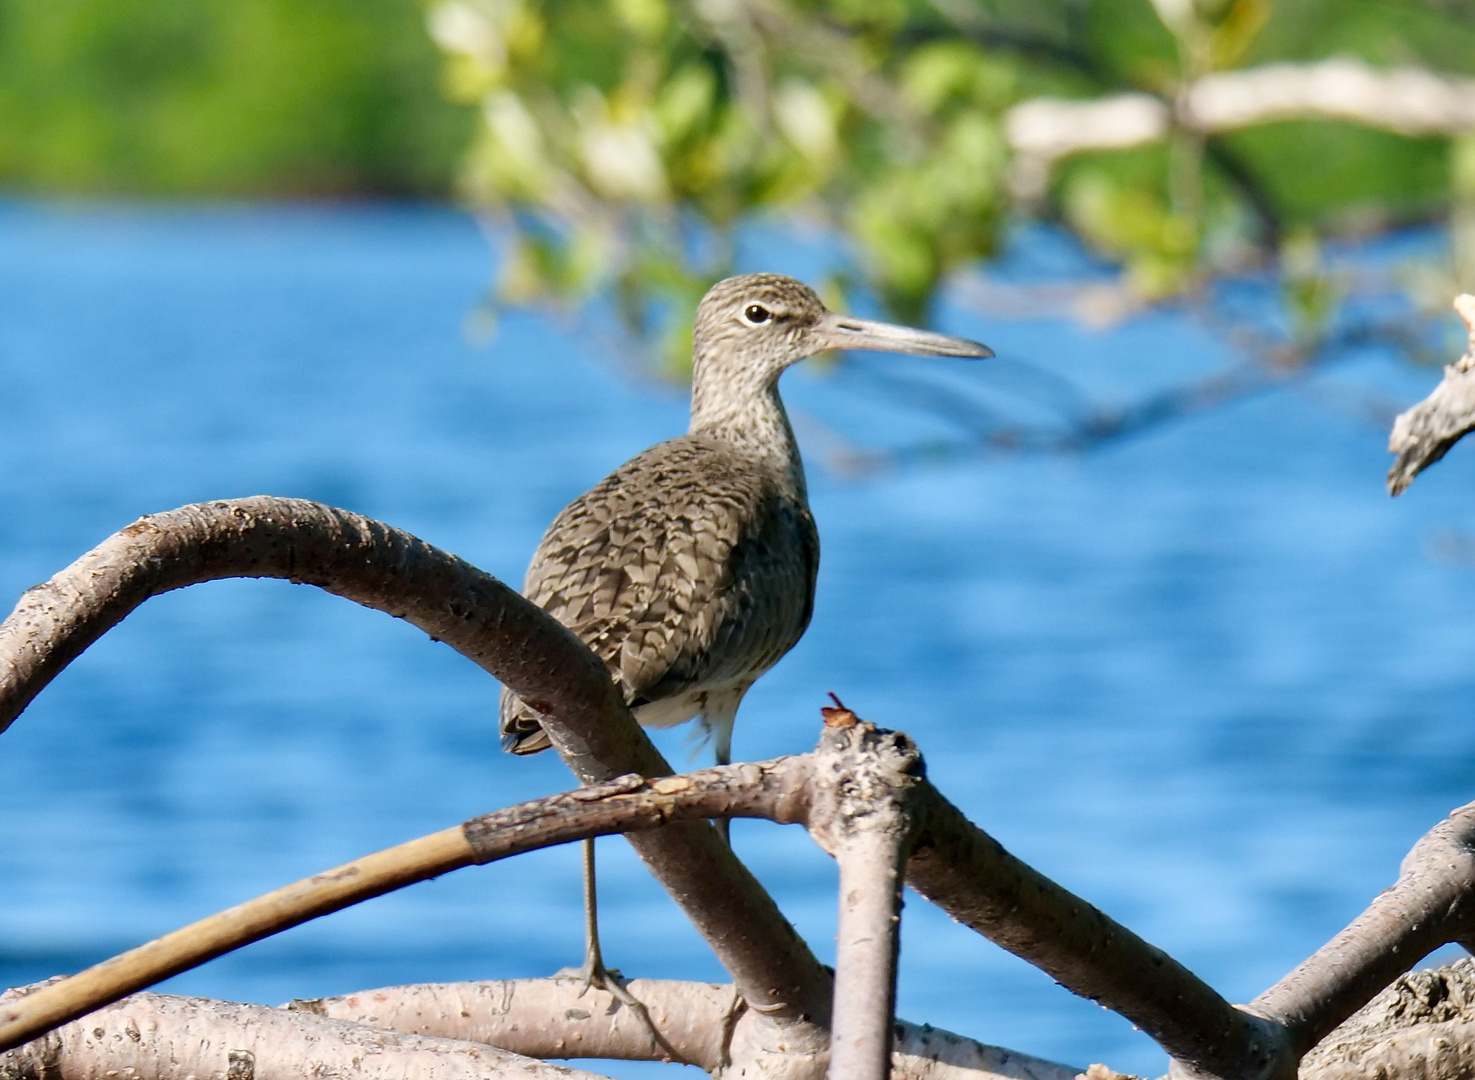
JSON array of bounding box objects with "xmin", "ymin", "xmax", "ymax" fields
[{"xmin": 3, "ymin": 200, "xmax": 1475, "ymax": 1078}]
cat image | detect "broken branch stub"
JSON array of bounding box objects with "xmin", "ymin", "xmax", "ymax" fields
[
  {"xmin": 1388, "ymin": 295, "xmax": 1475, "ymax": 495},
  {"xmin": 0, "ymin": 987, "xmax": 614, "ymax": 1080},
  {"xmin": 808, "ymin": 719, "xmax": 924, "ymax": 1080}
]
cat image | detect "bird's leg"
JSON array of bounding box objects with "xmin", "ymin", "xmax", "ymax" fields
[
  {"xmin": 714, "ymin": 730, "xmax": 733, "ymax": 845},
  {"xmin": 577, "ymin": 836, "xmax": 618, "ymax": 992},
  {"xmin": 575, "ymin": 838, "xmax": 684, "ymax": 1062}
]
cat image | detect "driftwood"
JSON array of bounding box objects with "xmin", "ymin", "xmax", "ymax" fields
[
  {"xmin": 2, "ymin": 497, "xmax": 1475, "ymax": 1078},
  {"xmin": 1388, "ymin": 295, "xmax": 1475, "ymax": 495}
]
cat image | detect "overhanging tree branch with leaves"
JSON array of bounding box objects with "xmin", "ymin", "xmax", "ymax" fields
[{"xmin": 427, "ymin": 0, "xmax": 1475, "ymax": 459}]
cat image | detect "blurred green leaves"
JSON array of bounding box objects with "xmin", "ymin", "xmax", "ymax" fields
[
  {"xmin": 7, "ymin": 0, "xmax": 1475, "ymax": 362},
  {"xmin": 0, "ymin": 0, "xmax": 473, "ymax": 196},
  {"xmin": 430, "ymin": 0, "xmax": 1475, "ymax": 365},
  {"xmin": 431, "ymin": 0, "xmax": 1018, "ymax": 353}
]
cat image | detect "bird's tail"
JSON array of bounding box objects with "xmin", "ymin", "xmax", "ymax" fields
[{"xmin": 499, "ymin": 686, "xmax": 553, "ymax": 755}]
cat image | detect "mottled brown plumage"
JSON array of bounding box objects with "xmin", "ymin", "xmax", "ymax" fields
[{"xmin": 500, "ymin": 273, "xmax": 991, "ymax": 765}]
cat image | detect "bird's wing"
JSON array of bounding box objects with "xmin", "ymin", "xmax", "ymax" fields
[{"xmin": 499, "ymin": 437, "xmax": 819, "ymax": 752}]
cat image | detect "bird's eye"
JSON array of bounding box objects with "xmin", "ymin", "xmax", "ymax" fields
[{"xmin": 743, "ymin": 304, "xmax": 772, "ymax": 324}]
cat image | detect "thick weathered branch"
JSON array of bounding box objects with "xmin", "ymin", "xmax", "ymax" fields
[
  {"xmin": 298, "ymin": 978, "xmax": 740, "ymax": 1072},
  {"xmin": 305, "ymin": 977, "xmax": 1082, "ymax": 1080},
  {"xmin": 904, "ymin": 780, "xmax": 1295, "ymax": 1080},
  {"xmin": 1251, "ymin": 802, "xmax": 1475, "ymax": 1057},
  {"xmin": 1006, "ymin": 58, "xmax": 1475, "ymax": 195},
  {"xmin": 0, "ymin": 987, "xmax": 611, "ymax": 1080},
  {"xmin": 0, "ymin": 499, "xmax": 831, "ymax": 1027},
  {"xmin": 1388, "ymin": 295, "xmax": 1475, "ymax": 495}
]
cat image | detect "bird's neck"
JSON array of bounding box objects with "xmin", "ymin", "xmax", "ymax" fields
[{"xmin": 689, "ymin": 370, "xmax": 808, "ymax": 498}]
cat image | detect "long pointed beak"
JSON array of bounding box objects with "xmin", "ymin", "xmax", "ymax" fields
[{"xmin": 813, "ymin": 311, "xmax": 994, "ymax": 358}]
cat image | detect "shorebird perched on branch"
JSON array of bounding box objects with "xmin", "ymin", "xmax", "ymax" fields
[{"xmin": 500, "ymin": 272, "xmax": 992, "ymax": 992}]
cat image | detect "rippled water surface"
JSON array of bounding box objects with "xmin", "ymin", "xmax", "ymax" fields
[{"xmin": 4, "ymin": 200, "xmax": 1475, "ymax": 1077}]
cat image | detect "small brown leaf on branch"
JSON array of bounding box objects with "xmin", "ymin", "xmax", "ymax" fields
[{"xmin": 822, "ymin": 691, "xmax": 859, "ymax": 728}]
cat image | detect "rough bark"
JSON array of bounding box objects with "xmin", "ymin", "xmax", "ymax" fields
[
  {"xmin": 1300, "ymin": 959, "xmax": 1475, "ymax": 1080},
  {"xmin": 1388, "ymin": 295, "xmax": 1475, "ymax": 495},
  {"xmin": 0, "ymin": 499, "xmax": 832, "ymax": 1031}
]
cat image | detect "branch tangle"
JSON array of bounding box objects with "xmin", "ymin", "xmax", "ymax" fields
[
  {"xmin": 0, "ymin": 499, "xmax": 832, "ymax": 1029},
  {"xmin": 7, "ymin": 502, "xmax": 1475, "ymax": 1079}
]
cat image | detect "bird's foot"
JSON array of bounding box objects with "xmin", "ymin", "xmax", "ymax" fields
[
  {"xmin": 567, "ymin": 957, "xmax": 682, "ymax": 1063},
  {"xmin": 576, "ymin": 955, "xmax": 626, "ymax": 1000}
]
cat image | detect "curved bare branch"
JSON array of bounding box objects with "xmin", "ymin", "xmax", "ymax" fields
[
  {"xmin": 0, "ymin": 498, "xmax": 617, "ymax": 743},
  {"xmin": 0, "ymin": 498, "xmax": 832, "ymax": 1027}
]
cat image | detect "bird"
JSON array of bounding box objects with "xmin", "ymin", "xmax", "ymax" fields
[{"xmin": 499, "ymin": 271, "xmax": 992, "ymax": 994}]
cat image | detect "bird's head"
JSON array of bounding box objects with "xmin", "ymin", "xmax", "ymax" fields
[{"xmin": 692, "ymin": 273, "xmax": 992, "ymax": 391}]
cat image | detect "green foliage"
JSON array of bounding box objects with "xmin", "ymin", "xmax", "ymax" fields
[
  {"xmin": 430, "ymin": 0, "xmax": 1475, "ymax": 359},
  {"xmin": 0, "ymin": 0, "xmax": 474, "ymax": 196},
  {"xmin": 433, "ymin": 0, "xmax": 1017, "ymax": 352},
  {"xmin": 8, "ymin": 0, "xmax": 1473, "ymax": 348}
]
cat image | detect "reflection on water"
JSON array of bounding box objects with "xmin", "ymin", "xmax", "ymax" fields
[{"xmin": 3, "ymin": 200, "xmax": 1475, "ymax": 1078}]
